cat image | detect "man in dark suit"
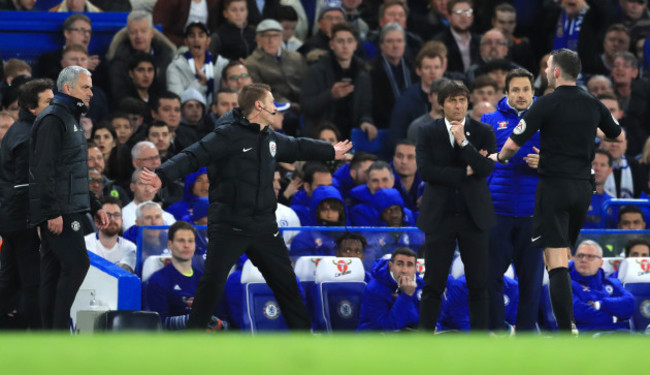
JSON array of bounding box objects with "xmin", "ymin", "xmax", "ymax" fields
[{"xmin": 416, "ymin": 81, "xmax": 496, "ymax": 331}]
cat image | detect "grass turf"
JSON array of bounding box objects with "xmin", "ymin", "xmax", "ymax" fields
[{"xmin": 0, "ymin": 333, "xmax": 646, "ymax": 374}]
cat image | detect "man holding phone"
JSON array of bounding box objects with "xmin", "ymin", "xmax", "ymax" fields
[
  {"xmin": 358, "ymin": 247, "xmax": 425, "ymax": 331},
  {"xmin": 301, "ymin": 23, "xmax": 376, "ymax": 141}
]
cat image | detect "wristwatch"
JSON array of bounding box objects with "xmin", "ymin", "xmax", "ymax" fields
[
  {"xmin": 460, "ymin": 139, "xmax": 469, "ymax": 148},
  {"xmin": 496, "ymin": 153, "xmax": 509, "ymax": 164}
]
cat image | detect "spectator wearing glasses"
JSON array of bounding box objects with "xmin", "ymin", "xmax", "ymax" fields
[
  {"xmin": 122, "ymin": 141, "xmax": 184, "ymax": 208},
  {"xmin": 490, "ymin": 3, "xmax": 534, "ymax": 73},
  {"xmin": 221, "ymin": 61, "xmax": 254, "ymax": 94},
  {"xmin": 87, "ymin": 144, "xmax": 130, "ymax": 207},
  {"xmin": 122, "ymin": 168, "xmax": 176, "ymax": 231},
  {"xmin": 245, "ymin": 19, "xmax": 306, "ymax": 113},
  {"xmin": 84, "ymin": 196, "xmax": 137, "ymax": 273},
  {"xmin": 433, "ymin": 0, "xmax": 480, "ymax": 74},
  {"xmin": 35, "ymin": 14, "xmax": 108, "ymax": 90},
  {"xmin": 466, "ymin": 29, "xmax": 520, "ymax": 85},
  {"xmin": 570, "ymin": 240, "xmax": 634, "ymax": 331}
]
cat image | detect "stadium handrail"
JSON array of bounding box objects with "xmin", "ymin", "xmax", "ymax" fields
[{"xmin": 600, "ymin": 198, "xmax": 650, "ymax": 227}]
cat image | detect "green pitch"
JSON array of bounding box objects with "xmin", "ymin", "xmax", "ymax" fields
[{"xmin": 0, "ymin": 333, "xmax": 646, "ymax": 374}]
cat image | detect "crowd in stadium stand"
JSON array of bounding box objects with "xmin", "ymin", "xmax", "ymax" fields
[{"xmin": 2, "ymin": 0, "xmax": 650, "ymax": 333}]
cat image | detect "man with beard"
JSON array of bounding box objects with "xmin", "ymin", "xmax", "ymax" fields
[
  {"xmin": 489, "ymin": 49, "xmax": 624, "ymax": 334},
  {"xmin": 84, "ymin": 196, "xmax": 136, "ymax": 273},
  {"xmin": 0, "ymin": 78, "xmax": 54, "ymax": 329}
]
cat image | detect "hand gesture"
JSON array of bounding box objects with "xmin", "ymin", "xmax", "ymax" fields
[
  {"xmin": 283, "ymin": 177, "xmax": 302, "ymax": 200},
  {"xmin": 450, "ymin": 121, "xmax": 466, "ymax": 144},
  {"xmin": 360, "ymin": 122, "xmax": 377, "ymax": 141},
  {"xmin": 333, "ymin": 140, "xmax": 353, "ymax": 160},
  {"xmin": 47, "ymin": 216, "xmax": 63, "ymax": 235},
  {"xmin": 398, "ymin": 275, "xmax": 417, "ymax": 296},
  {"xmin": 196, "ymin": 68, "xmax": 208, "ymax": 85},
  {"xmin": 524, "ymin": 146, "xmax": 540, "ymax": 169},
  {"xmin": 95, "ymin": 209, "xmax": 109, "ymax": 230},
  {"xmin": 331, "ymin": 82, "xmax": 354, "ymax": 99},
  {"xmin": 139, "ymin": 168, "xmax": 162, "ymax": 190},
  {"xmin": 488, "ymin": 153, "xmax": 499, "ymax": 162}
]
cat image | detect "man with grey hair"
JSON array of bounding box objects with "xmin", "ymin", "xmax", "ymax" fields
[
  {"xmin": 370, "ymin": 22, "xmax": 414, "ymax": 130},
  {"xmin": 122, "ymin": 167, "xmax": 176, "ymax": 231},
  {"xmin": 610, "ymin": 51, "xmax": 638, "ymax": 112},
  {"xmin": 127, "ymin": 140, "xmax": 183, "ymax": 208},
  {"xmin": 122, "ymin": 200, "xmax": 169, "ymax": 261},
  {"xmin": 570, "ymin": 239, "xmax": 634, "ymax": 331},
  {"xmin": 587, "ymin": 75, "xmax": 615, "ymax": 97},
  {"xmin": 29, "ymin": 65, "xmax": 109, "ymax": 330},
  {"xmin": 466, "ymin": 28, "xmax": 520, "ymax": 84},
  {"xmin": 108, "ymin": 10, "xmax": 175, "ymax": 104}
]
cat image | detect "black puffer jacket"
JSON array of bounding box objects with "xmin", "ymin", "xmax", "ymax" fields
[
  {"xmin": 0, "ymin": 109, "xmax": 34, "ymax": 233},
  {"xmin": 29, "ymin": 94, "xmax": 97, "ymax": 225},
  {"xmin": 156, "ymin": 108, "xmax": 334, "ymax": 235}
]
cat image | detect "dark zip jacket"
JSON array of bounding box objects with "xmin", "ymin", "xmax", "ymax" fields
[
  {"xmin": 155, "ymin": 108, "xmax": 334, "ymax": 235},
  {"xmin": 0, "ymin": 109, "xmax": 35, "ymax": 233},
  {"xmin": 29, "ymin": 93, "xmax": 99, "ymax": 225}
]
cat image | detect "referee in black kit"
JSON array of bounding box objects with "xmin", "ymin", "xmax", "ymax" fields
[
  {"xmin": 141, "ymin": 83, "xmax": 352, "ymax": 330},
  {"xmin": 489, "ymin": 49, "xmax": 624, "ymax": 333}
]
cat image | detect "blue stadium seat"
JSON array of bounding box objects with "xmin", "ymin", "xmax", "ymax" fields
[
  {"xmin": 350, "ymin": 128, "xmax": 391, "ymax": 159},
  {"xmin": 618, "ymin": 257, "xmax": 650, "ymax": 331},
  {"xmin": 601, "ymin": 257, "xmax": 624, "ymax": 277},
  {"xmin": 294, "ymin": 256, "xmax": 334, "ymax": 316},
  {"xmin": 0, "ymin": 11, "xmax": 130, "ymax": 64},
  {"xmin": 311, "ymin": 257, "xmax": 366, "ymax": 332},
  {"xmin": 240, "ymin": 260, "xmax": 289, "ymax": 333}
]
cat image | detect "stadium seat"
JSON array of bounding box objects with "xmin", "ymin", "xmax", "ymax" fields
[
  {"xmin": 601, "ymin": 257, "xmax": 624, "ymax": 277},
  {"xmin": 311, "ymin": 257, "xmax": 366, "ymax": 332},
  {"xmin": 141, "ymin": 255, "xmax": 172, "ymax": 283},
  {"xmin": 94, "ymin": 310, "xmax": 161, "ymax": 331},
  {"xmin": 240, "ymin": 260, "xmax": 289, "ymax": 333},
  {"xmin": 417, "ymin": 258, "xmax": 425, "ymax": 277},
  {"xmin": 350, "ymin": 128, "xmax": 391, "ymax": 159},
  {"xmin": 294, "ymin": 256, "xmax": 333, "ymax": 311},
  {"xmin": 618, "ymin": 257, "xmax": 650, "ymax": 330}
]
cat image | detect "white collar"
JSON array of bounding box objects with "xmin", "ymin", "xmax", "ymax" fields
[{"xmin": 444, "ymin": 116, "xmax": 466, "ymax": 132}]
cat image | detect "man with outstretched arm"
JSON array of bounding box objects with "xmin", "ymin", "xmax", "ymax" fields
[
  {"xmin": 140, "ymin": 83, "xmax": 352, "ymax": 331},
  {"xmin": 488, "ymin": 49, "xmax": 624, "ymax": 334}
]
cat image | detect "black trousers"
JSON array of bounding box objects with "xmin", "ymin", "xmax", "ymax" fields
[
  {"xmin": 0, "ymin": 228, "xmax": 41, "ymax": 329},
  {"xmin": 419, "ymin": 215, "xmax": 490, "ymax": 331},
  {"xmin": 187, "ymin": 228, "xmax": 311, "ymax": 330},
  {"xmin": 488, "ymin": 215, "xmax": 544, "ymax": 331},
  {"xmin": 39, "ymin": 213, "xmax": 90, "ymax": 330}
]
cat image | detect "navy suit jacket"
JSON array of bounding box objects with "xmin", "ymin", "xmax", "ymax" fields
[{"xmin": 416, "ymin": 117, "xmax": 496, "ymax": 234}]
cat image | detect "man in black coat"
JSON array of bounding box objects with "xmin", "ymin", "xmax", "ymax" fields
[
  {"xmin": 140, "ymin": 83, "xmax": 352, "ymax": 331},
  {"xmin": 0, "ymin": 79, "xmax": 53, "ymax": 329},
  {"xmin": 416, "ymin": 81, "xmax": 496, "ymax": 331},
  {"xmin": 29, "ymin": 66, "xmax": 108, "ymax": 330},
  {"xmin": 433, "ymin": 0, "xmax": 481, "ymax": 75},
  {"xmin": 300, "ymin": 23, "xmax": 375, "ymax": 140}
]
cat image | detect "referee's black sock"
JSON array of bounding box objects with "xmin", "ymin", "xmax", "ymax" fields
[{"xmin": 548, "ymin": 267, "xmax": 575, "ymax": 332}]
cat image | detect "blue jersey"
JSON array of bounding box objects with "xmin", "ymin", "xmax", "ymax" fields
[{"xmin": 146, "ymin": 264, "xmax": 202, "ymax": 330}]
